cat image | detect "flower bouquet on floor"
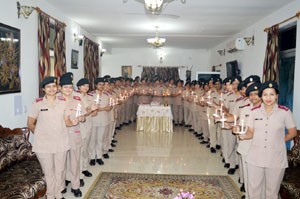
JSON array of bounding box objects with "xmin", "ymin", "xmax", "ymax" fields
[{"xmin": 173, "ymin": 189, "xmax": 195, "ymax": 199}]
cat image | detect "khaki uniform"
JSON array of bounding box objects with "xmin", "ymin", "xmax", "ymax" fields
[
  {"xmin": 137, "ymin": 86, "xmax": 152, "ymax": 104},
  {"xmin": 182, "ymin": 89, "xmax": 190, "ymax": 125},
  {"xmin": 151, "ymin": 86, "xmax": 164, "ymax": 104},
  {"xmin": 172, "ymin": 87, "xmax": 183, "ymax": 124},
  {"xmin": 208, "ymin": 90, "xmax": 221, "ymax": 149},
  {"xmin": 28, "ymin": 96, "xmax": 70, "ymax": 199},
  {"xmin": 200, "ymin": 92, "xmax": 210, "ymax": 142},
  {"xmin": 246, "ymin": 103, "xmax": 296, "ymax": 199}
]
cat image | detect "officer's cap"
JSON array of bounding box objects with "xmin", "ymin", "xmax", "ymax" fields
[
  {"xmin": 203, "ymin": 81, "xmax": 209, "ymax": 86},
  {"xmin": 76, "ymin": 78, "xmax": 89, "ymax": 87},
  {"xmin": 94, "ymin": 77, "xmax": 106, "ymax": 85},
  {"xmin": 231, "ymin": 76, "xmax": 242, "ymax": 83},
  {"xmin": 214, "ymin": 78, "xmax": 222, "ymax": 84},
  {"xmin": 246, "ymin": 82, "xmax": 261, "ymax": 97},
  {"xmin": 223, "ymin": 77, "xmax": 232, "ymax": 84},
  {"xmin": 59, "ymin": 75, "xmax": 73, "ymax": 86},
  {"xmin": 244, "ymin": 75, "xmax": 261, "ymax": 86},
  {"xmin": 41, "ymin": 76, "xmax": 57, "ymax": 88},
  {"xmin": 258, "ymin": 81, "xmax": 279, "ymax": 97},
  {"xmin": 63, "ymin": 72, "xmax": 73, "ymax": 80},
  {"xmin": 237, "ymin": 81, "xmax": 246, "ymax": 91}
]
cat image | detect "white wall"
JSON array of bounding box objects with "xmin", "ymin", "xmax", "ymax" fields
[
  {"xmin": 0, "ymin": 0, "xmax": 96, "ymax": 128},
  {"xmin": 101, "ymin": 48, "xmax": 211, "ymax": 81},
  {"xmin": 209, "ymin": 0, "xmax": 300, "ymax": 125}
]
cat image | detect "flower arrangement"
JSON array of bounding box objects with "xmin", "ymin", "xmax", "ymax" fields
[{"xmin": 173, "ymin": 189, "xmax": 195, "ymax": 199}]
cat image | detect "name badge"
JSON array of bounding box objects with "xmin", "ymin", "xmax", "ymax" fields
[
  {"xmin": 255, "ymin": 118, "xmax": 263, "ymax": 120},
  {"xmin": 245, "ymin": 114, "xmax": 249, "ymax": 117},
  {"xmin": 40, "ymin": 109, "xmax": 48, "ymax": 111}
]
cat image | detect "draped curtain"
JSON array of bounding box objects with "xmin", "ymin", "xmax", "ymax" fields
[
  {"xmin": 38, "ymin": 13, "xmax": 50, "ymax": 97},
  {"xmin": 141, "ymin": 66, "xmax": 179, "ymax": 82},
  {"xmin": 262, "ymin": 25, "xmax": 279, "ymax": 82},
  {"xmin": 84, "ymin": 38, "xmax": 99, "ymax": 90},
  {"xmin": 53, "ymin": 21, "xmax": 66, "ymax": 77}
]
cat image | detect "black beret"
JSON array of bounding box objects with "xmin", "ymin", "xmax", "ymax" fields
[
  {"xmin": 41, "ymin": 76, "xmax": 57, "ymax": 88},
  {"xmin": 109, "ymin": 78, "xmax": 115, "ymax": 84},
  {"xmin": 94, "ymin": 77, "xmax": 106, "ymax": 84},
  {"xmin": 103, "ymin": 75, "xmax": 111, "ymax": 79},
  {"xmin": 63, "ymin": 72, "xmax": 73, "ymax": 80},
  {"xmin": 231, "ymin": 76, "xmax": 242, "ymax": 82},
  {"xmin": 76, "ymin": 78, "xmax": 89, "ymax": 87},
  {"xmin": 214, "ymin": 78, "xmax": 222, "ymax": 84},
  {"xmin": 246, "ymin": 82, "xmax": 261, "ymax": 97},
  {"xmin": 194, "ymin": 81, "xmax": 200, "ymax": 86},
  {"xmin": 237, "ymin": 81, "xmax": 246, "ymax": 91},
  {"xmin": 258, "ymin": 81, "xmax": 279, "ymax": 97},
  {"xmin": 203, "ymin": 81, "xmax": 209, "ymax": 86},
  {"xmin": 244, "ymin": 75, "xmax": 261, "ymax": 86},
  {"xmin": 59, "ymin": 75, "xmax": 73, "ymax": 86},
  {"xmin": 184, "ymin": 82, "xmax": 191, "ymax": 86},
  {"xmin": 223, "ymin": 77, "xmax": 232, "ymax": 84}
]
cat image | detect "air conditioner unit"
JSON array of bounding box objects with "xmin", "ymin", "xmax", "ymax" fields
[{"xmin": 226, "ymin": 38, "xmax": 246, "ymax": 53}]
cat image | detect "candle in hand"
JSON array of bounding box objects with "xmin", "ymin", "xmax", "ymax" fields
[
  {"xmin": 95, "ymin": 94, "xmax": 100, "ymax": 104},
  {"xmin": 75, "ymin": 103, "xmax": 82, "ymax": 118},
  {"xmin": 233, "ymin": 114, "xmax": 237, "ymax": 126}
]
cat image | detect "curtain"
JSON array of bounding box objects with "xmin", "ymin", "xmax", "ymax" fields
[
  {"xmin": 84, "ymin": 37, "xmax": 99, "ymax": 90},
  {"xmin": 53, "ymin": 21, "xmax": 66, "ymax": 77},
  {"xmin": 262, "ymin": 25, "xmax": 279, "ymax": 82},
  {"xmin": 141, "ymin": 66, "xmax": 179, "ymax": 82},
  {"xmin": 38, "ymin": 13, "xmax": 50, "ymax": 97}
]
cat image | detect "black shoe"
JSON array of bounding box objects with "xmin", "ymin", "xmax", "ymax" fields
[
  {"xmin": 238, "ymin": 177, "xmax": 242, "ymax": 184},
  {"xmin": 71, "ymin": 188, "xmax": 82, "ymax": 197},
  {"xmin": 228, "ymin": 168, "xmax": 236, "ymax": 175},
  {"xmin": 82, "ymin": 170, "xmax": 92, "ymax": 177},
  {"xmin": 90, "ymin": 159, "xmax": 96, "ymax": 166},
  {"xmin": 210, "ymin": 147, "xmax": 216, "ymax": 153},
  {"xmin": 109, "ymin": 149, "xmax": 114, "ymax": 152},
  {"xmin": 222, "ymin": 158, "xmax": 225, "ymax": 163},
  {"xmin": 65, "ymin": 180, "xmax": 71, "ymax": 186},
  {"xmin": 103, "ymin": 153, "xmax": 109, "ymax": 159},
  {"xmin": 185, "ymin": 125, "xmax": 189, "ymax": 127},
  {"xmin": 116, "ymin": 127, "xmax": 120, "ymax": 130},
  {"xmin": 60, "ymin": 198, "xmax": 65, "ymax": 199},
  {"xmin": 80, "ymin": 179, "xmax": 85, "ymax": 187},
  {"xmin": 216, "ymin": 145, "xmax": 221, "ymax": 150},
  {"xmin": 112, "ymin": 140, "xmax": 118, "ymax": 143},
  {"xmin": 240, "ymin": 183, "xmax": 245, "ymax": 192},
  {"xmin": 188, "ymin": 129, "xmax": 194, "ymax": 132},
  {"xmin": 235, "ymin": 165, "xmax": 239, "ymax": 169},
  {"xmin": 111, "ymin": 143, "xmax": 116, "ymax": 147},
  {"xmin": 198, "ymin": 136, "xmax": 204, "ymax": 140},
  {"xmin": 174, "ymin": 124, "xmax": 178, "ymax": 126},
  {"xmin": 224, "ymin": 163, "xmax": 230, "ymax": 168},
  {"xmin": 200, "ymin": 141, "xmax": 208, "ymax": 144},
  {"xmin": 96, "ymin": 159, "xmax": 104, "ymax": 165},
  {"xmin": 61, "ymin": 188, "xmax": 67, "ymax": 194},
  {"xmin": 206, "ymin": 144, "xmax": 210, "ymax": 148},
  {"xmin": 241, "ymin": 195, "xmax": 246, "ymax": 199}
]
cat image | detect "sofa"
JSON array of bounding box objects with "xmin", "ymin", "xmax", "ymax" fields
[
  {"xmin": 280, "ymin": 130, "xmax": 300, "ymax": 199},
  {"xmin": 0, "ymin": 125, "xmax": 46, "ymax": 199}
]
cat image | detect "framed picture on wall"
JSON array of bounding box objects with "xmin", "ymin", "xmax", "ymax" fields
[
  {"xmin": 71, "ymin": 49, "xmax": 79, "ymax": 69},
  {"xmin": 0, "ymin": 23, "xmax": 21, "ymax": 94},
  {"xmin": 122, "ymin": 66, "xmax": 132, "ymax": 78}
]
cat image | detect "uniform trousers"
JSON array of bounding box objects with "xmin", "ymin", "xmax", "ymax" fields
[
  {"xmin": 66, "ymin": 148, "xmax": 81, "ymax": 189},
  {"xmin": 120, "ymin": 104, "xmax": 126, "ymax": 124},
  {"xmin": 192, "ymin": 111, "xmax": 201, "ymax": 133},
  {"xmin": 80, "ymin": 132, "xmax": 92, "ymax": 179},
  {"xmin": 222, "ymin": 130, "xmax": 237, "ymax": 168},
  {"xmin": 208, "ymin": 116, "xmax": 217, "ymax": 148},
  {"xmin": 36, "ymin": 151, "xmax": 67, "ymax": 199},
  {"xmin": 125, "ymin": 102, "xmax": 132, "ymax": 122},
  {"xmin": 173, "ymin": 105, "xmax": 183, "ymax": 124},
  {"xmin": 238, "ymin": 154, "xmax": 244, "ymax": 184},
  {"xmin": 183, "ymin": 105, "xmax": 189, "ymax": 124},
  {"xmin": 90, "ymin": 126, "xmax": 107, "ymax": 159},
  {"xmin": 247, "ymin": 164, "xmax": 285, "ymax": 199},
  {"xmin": 102, "ymin": 125, "xmax": 111, "ymax": 153},
  {"xmin": 200, "ymin": 119, "xmax": 209, "ymax": 141},
  {"xmin": 187, "ymin": 106, "xmax": 193, "ymax": 126},
  {"xmin": 132, "ymin": 103, "xmax": 138, "ymax": 121}
]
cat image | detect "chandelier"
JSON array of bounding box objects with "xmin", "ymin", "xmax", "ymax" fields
[
  {"xmin": 144, "ymin": 0, "xmax": 163, "ymax": 13},
  {"xmin": 147, "ymin": 27, "xmax": 166, "ymax": 48}
]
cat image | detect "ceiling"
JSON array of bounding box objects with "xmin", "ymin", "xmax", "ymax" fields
[{"xmin": 45, "ymin": 0, "xmax": 294, "ymax": 49}]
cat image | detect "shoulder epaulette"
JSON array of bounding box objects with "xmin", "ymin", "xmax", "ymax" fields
[
  {"xmin": 278, "ymin": 104, "xmax": 289, "ymax": 111},
  {"xmin": 251, "ymin": 105, "xmax": 261, "ymax": 111},
  {"xmin": 89, "ymin": 91, "xmax": 96, "ymax": 94},
  {"xmin": 239, "ymin": 103, "xmax": 250, "ymax": 109},
  {"xmin": 58, "ymin": 96, "xmax": 66, "ymax": 101},
  {"xmin": 75, "ymin": 90, "xmax": 80, "ymax": 93},
  {"xmin": 236, "ymin": 96, "xmax": 244, "ymax": 102},
  {"xmin": 73, "ymin": 96, "xmax": 81, "ymax": 101},
  {"xmin": 227, "ymin": 92, "xmax": 233, "ymax": 96},
  {"xmin": 35, "ymin": 98, "xmax": 43, "ymax": 103},
  {"xmin": 87, "ymin": 93, "xmax": 93, "ymax": 96}
]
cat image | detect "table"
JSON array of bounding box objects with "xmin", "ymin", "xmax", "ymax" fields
[{"xmin": 136, "ymin": 105, "xmax": 173, "ymax": 133}]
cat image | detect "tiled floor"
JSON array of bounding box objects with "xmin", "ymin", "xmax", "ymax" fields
[{"xmin": 63, "ymin": 124, "xmax": 240, "ymax": 198}]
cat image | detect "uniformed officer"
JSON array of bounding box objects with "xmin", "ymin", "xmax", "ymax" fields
[
  {"xmin": 240, "ymin": 81, "xmax": 297, "ymax": 199},
  {"xmin": 27, "ymin": 76, "xmax": 74, "ymax": 199},
  {"xmin": 172, "ymin": 80, "xmax": 184, "ymax": 126},
  {"xmin": 59, "ymin": 74, "xmax": 86, "ymax": 197}
]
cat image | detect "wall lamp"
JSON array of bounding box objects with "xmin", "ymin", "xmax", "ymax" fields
[
  {"xmin": 244, "ymin": 35, "xmax": 254, "ymax": 46},
  {"xmin": 74, "ymin": 33, "xmax": 84, "ymax": 46},
  {"xmin": 217, "ymin": 49, "xmax": 225, "ymax": 56},
  {"xmin": 100, "ymin": 48, "xmax": 107, "ymax": 57},
  {"xmin": 17, "ymin": 1, "xmax": 36, "ymax": 19}
]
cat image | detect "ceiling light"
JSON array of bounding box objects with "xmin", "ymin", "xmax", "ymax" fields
[
  {"xmin": 147, "ymin": 26, "xmax": 166, "ymax": 48},
  {"xmin": 144, "ymin": 0, "xmax": 163, "ymax": 13},
  {"xmin": 17, "ymin": 1, "xmax": 35, "ymax": 19}
]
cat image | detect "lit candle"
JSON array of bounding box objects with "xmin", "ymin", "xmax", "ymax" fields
[
  {"xmin": 75, "ymin": 103, "xmax": 81, "ymax": 118},
  {"xmin": 215, "ymin": 108, "xmax": 218, "ymax": 115},
  {"xmin": 95, "ymin": 94, "xmax": 100, "ymax": 104},
  {"xmin": 221, "ymin": 113, "xmax": 225, "ymax": 128},
  {"xmin": 220, "ymin": 93, "xmax": 223, "ymax": 101},
  {"xmin": 207, "ymin": 114, "xmax": 211, "ymax": 125},
  {"xmin": 233, "ymin": 114, "xmax": 237, "ymax": 126},
  {"xmin": 109, "ymin": 98, "xmax": 113, "ymax": 106}
]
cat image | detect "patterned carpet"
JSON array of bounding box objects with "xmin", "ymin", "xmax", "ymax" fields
[{"xmin": 85, "ymin": 172, "xmax": 242, "ymax": 199}]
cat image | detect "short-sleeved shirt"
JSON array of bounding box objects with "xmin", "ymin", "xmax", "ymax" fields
[
  {"xmin": 28, "ymin": 96, "xmax": 70, "ymax": 153},
  {"xmin": 246, "ymin": 103, "xmax": 296, "ymax": 168},
  {"xmin": 92, "ymin": 91, "xmax": 111, "ymax": 126}
]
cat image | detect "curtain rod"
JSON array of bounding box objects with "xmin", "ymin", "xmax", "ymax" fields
[
  {"xmin": 35, "ymin": 7, "xmax": 66, "ymax": 27},
  {"xmin": 137, "ymin": 65, "xmax": 186, "ymax": 68},
  {"xmin": 264, "ymin": 11, "xmax": 300, "ymax": 32}
]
